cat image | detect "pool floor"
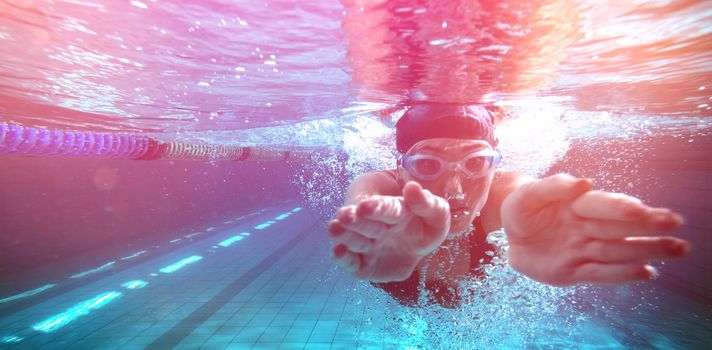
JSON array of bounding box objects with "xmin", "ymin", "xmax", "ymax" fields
[{"xmin": 0, "ymin": 202, "xmax": 708, "ymax": 349}]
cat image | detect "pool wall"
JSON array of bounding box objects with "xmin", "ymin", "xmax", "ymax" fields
[{"xmin": 0, "ymin": 156, "xmax": 301, "ymax": 297}]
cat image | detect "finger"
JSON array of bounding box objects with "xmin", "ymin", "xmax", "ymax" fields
[
  {"xmin": 571, "ymin": 263, "xmax": 657, "ymax": 284},
  {"xmin": 577, "ymin": 210, "xmax": 684, "ymax": 239},
  {"xmin": 583, "ymin": 237, "xmax": 690, "ymax": 264},
  {"xmin": 328, "ymin": 226, "xmax": 374, "ymax": 253},
  {"xmin": 402, "ymin": 181, "xmax": 449, "ymax": 230},
  {"xmin": 355, "ymin": 196, "xmax": 410, "ymax": 225},
  {"xmin": 646, "ymin": 208, "xmax": 686, "ymax": 231},
  {"xmin": 327, "ymin": 219, "xmax": 346, "ymax": 236},
  {"xmin": 334, "ymin": 207, "xmax": 390, "ymax": 239},
  {"xmin": 333, "ymin": 244, "xmax": 362, "ymax": 274},
  {"xmin": 571, "ymin": 190, "xmax": 651, "ymax": 221},
  {"xmin": 520, "ymin": 174, "xmax": 592, "ymax": 210}
]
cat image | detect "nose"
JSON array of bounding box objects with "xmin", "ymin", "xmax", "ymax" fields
[{"xmin": 442, "ymin": 170, "xmax": 464, "ymax": 198}]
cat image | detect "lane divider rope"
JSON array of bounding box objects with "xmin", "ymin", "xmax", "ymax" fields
[{"xmin": 0, "ymin": 122, "xmax": 316, "ymax": 161}]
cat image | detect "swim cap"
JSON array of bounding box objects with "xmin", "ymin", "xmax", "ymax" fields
[{"xmin": 395, "ymin": 104, "xmax": 497, "ymax": 153}]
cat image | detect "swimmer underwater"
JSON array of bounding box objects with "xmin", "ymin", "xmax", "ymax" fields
[{"xmin": 327, "ymin": 103, "xmax": 691, "ymax": 308}]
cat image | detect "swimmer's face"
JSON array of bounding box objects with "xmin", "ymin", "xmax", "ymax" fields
[{"xmin": 398, "ymin": 138, "xmax": 498, "ymax": 233}]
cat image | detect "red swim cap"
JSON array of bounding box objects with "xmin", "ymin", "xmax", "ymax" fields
[{"xmin": 395, "ymin": 104, "xmax": 497, "ymax": 153}]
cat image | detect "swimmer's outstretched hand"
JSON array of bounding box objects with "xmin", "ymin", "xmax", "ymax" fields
[
  {"xmin": 501, "ymin": 173, "xmax": 690, "ymax": 286},
  {"xmin": 327, "ymin": 181, "xmax": 450, "ymax": 282}
]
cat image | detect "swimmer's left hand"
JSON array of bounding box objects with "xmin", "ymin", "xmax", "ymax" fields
[{"xmin": 501, "ymin": 173, "xmax": 690, "ymax": 286}]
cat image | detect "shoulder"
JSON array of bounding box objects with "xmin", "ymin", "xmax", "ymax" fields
[
  {"xmin": 490, "ymin": 171, "xmax": 534, "ymax": 196},
  {"xmin": 480, "ymin": 171, "xmax": 535, "ymax": 232},
  {"xmin": 354, "ymin": 169, "xmax": 399, "ymax": 184}
]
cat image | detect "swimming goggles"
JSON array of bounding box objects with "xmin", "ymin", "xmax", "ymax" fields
[{"xmin": 398, "ymin": 149, "xmax": 502, "ymax": 181}]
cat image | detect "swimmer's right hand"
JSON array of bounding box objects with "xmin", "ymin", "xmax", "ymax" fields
[{"xmin": 327, "ymin": 181, "xmax": 451, "ymax": 282}]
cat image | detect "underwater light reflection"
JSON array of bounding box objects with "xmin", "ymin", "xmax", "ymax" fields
[
  {"xmin": 158, "ymin": 255, "xmax": 203, "ymax": 274},
  {"xmin": 32, "ymin": 291, "xmax": 122, "ymax": 333}
]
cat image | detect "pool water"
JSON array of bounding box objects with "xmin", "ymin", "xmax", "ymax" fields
[{"xmin": 1, "ymin": 0, "xmax": 711, "ymax": 349}]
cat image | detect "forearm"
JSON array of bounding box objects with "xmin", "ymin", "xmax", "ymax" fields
[{"xmin": 344, "ymin": 171, "xmax": 401, "ymax": 206}]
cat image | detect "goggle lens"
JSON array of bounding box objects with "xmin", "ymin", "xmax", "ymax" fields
[
  {"xmin": 464, "ymin": 155, "xmax": 488, "ymax": 173},
  {"xmin": 401, "ymin": 149, "xmax": 501, "ymax": 180},
  {"xmin": 412, "ymin": 157, "xmax": 442, "ymax": 176}
]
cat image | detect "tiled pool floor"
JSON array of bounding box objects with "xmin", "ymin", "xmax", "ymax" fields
[{"xmin": 0, "ymin": 203, "xmax": 387, "ymax": 349}]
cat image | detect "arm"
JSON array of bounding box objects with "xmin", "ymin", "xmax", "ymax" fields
[
  {"xmin": 343, "ymin": 171, "xmax": 401, "ymax": 206},
  {"xmin": 480, "ymin": 171, "xmax": 535, "ymax": 233}
]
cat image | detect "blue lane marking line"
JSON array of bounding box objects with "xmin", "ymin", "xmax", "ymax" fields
[
  {"xmin": 158, "ymin": 256, "xmax": 203, "ymax": 274},
  {"xmin": 218, "ymin": 235, "xmax": 245, "ymax": 247},
  {"xmin": 0, "ymin": 284, "xmax": 56, "ymax": 304},
  {"xmin": 121, "ymin": 280, "xmax": 148, "ymax": 290},
  {"xmin": 169, "ymin": 238, "xmax": 182, "ymax": 244},
  {"xmin": 5, "ymin": 206, "xmax": 305, "ymax": 344},
  {"xmin": 32, "ymin": 291, "xmax": 123, "ymax": 333},
  {"xmin": 70, "ymin": 261, "xmax": 116, "ymax": 279}
]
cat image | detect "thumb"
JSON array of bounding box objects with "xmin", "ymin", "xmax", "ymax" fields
[
  {"xmin": 402, "ymin": 181, "xmax": 449, "ymax": 230},
  {"xmin": 517, "ymin": 174, "xmax": 593, "ymax": 210}
]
